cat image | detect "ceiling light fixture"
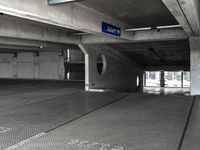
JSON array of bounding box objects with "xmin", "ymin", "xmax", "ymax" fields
[
  {"xmin": 48, "ymin": 0, "xmax": 82, "ymax": 5},
  {"xmin": 125, "ymin": 25, "xmax": 182, "ymax": 32},
  {"xmin": 125, "ymin": 27, "xmax": 152, "ymax": 32},
  {"xmin": 156, "ymin": 25, "xmax": 182, "ymax": 29}
]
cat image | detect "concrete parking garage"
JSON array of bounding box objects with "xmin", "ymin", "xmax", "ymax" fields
[{"xmin": 0, "ymin": 0, "xmax": 200, "ymax": 150}]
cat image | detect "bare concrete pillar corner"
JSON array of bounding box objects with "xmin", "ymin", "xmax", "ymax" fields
[{"xmin": 190, "ymin": 37, "xmax": 200, "ymax": 95}]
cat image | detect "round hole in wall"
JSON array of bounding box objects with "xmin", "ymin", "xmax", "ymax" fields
[
  {"xmin": 97, "ymin": 54, "xmax": 106, "ymax": 75},
  {"xmin": 137, "ymin": 76, "xmax": 140, "ymax": 88}
]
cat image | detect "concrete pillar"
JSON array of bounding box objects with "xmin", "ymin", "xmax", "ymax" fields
[
  {"xmin": 160, "ymin": 71, "xmax": 165, "ymax": 87},
  {"xmin": 143, "ymin": 72, "xmax": 146, "ymax": 87},
  {"xmin": 34, "ymin": 52, "xmax": 40, "ymax": 79},
  {"xmin": 139, "ymin": 71, "xmax": 144, "ymax": 92},
  {"xmin": 58, "ymin": 51, "xmax": 65, "ymax": 80},
  {"xmin": 190, "ymin": 37, "xmax": 200, "ymax": 95},
  {"xmin": 13, "ymin": 53, "xmax": 17, "ymax": 78},
  {"xmin": 181, "ymin": 71, "xmax": 184, "ymax": 88}
]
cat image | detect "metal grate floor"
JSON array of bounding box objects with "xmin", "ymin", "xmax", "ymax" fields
[
  {"xmin": 180, "ymin": 96, "xmax": 200, "ymax": 150},
  {"xmin": 11, "ymin": 94, "xmax": 194, "ymax": 150},
  {"xmin": 0, "ymin": 80, "xmax": 127, "ymax": 150}
]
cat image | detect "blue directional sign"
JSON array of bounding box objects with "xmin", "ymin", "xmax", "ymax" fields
[{"xmin": 102, "ymin": 22, "xmax": 121, "ymax": 37}]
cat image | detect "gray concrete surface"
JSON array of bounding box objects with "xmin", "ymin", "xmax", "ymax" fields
[
  {"xmin": 79, "ymin": 44, "xmax": 143, "ymax": 92},
  {"xmin": 13, "ymin": 94, "xmax": 194, "ymax": 150},
  {"xmin": 80, "ymin": 0, "xmax": 178, "ymax": 28},
  {"xmin": 190, "ymin": 37, "xmax": 200, "ymax": 95},
  {"xmin": 0, "ymin": 79, "xmax": 127, "ymax": 150},
  {"xmin": 109, "ymin": 40, "xmax": 190, "ymax": 68},
  {"xmin": 143, "ymin": 87, "xmax": 190, "ymax": 95},
  {"xmin": 0, "ymin": 80, "xmax": 83, "ymax": 112},
  {"xmin": 163, "ymin": 0, "xmax": 200, "ymax": 36},
  {"xmin": 0, "ymin": 80, "xmax": 198, "ymax": 150},
  {"xmin": 0, "ymin": 52, "xmax": 65, "ymax": 80},
  {"xmin": 180, "ymin": 96, "xmax": 200, "ymax": 150}
]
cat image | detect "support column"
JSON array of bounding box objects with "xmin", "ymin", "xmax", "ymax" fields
[
  {"xmin": 181, "ymin": 71, "xmax": 184, "ymax": 88},
  {"xmin": 190, "ymin": 37, "xmax": 200, "ymax": 95},
  {"xmin": 78, "ymin": 44, "xmax": 90, "ymax": 91},
  {"xmin": 13, "ymin": 53, "xmax": 17, "ymax": 78},
  {"xmin": 143, "ymin": 72, "xmax": 146, "ymax": 87},
  {"xmin": 34, "ymin": 52, "xmax": 40, "ymax": 79},
  {"xmin": 58, "ymin": 51, "xmax": 65, "ymax": 80},
  {"xmin": 160, "ymin": 71, "xmax": 165, "ymax": 88}
]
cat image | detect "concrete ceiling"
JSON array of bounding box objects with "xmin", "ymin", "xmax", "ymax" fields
[
  {"xmin": 0, "ymin": 14, "xmax": 84, "ymax": 35},
  {"xmin": 79, "ymin": 0, "xmax": 189, "ymax": 69},
  {"xmin": 0, "ymin": 14, "xmax": 80, "ymax": 51},
  {"xmin": 108, "ymin": 40, "xmax": 190, "ymax": 67},
  {"xmin": 0, "ymin": 1, "xmax": 189, "ymax": 70},
  {"xmin": 80, "ymin": 0, "xmax": 178, "ymax": 28}
]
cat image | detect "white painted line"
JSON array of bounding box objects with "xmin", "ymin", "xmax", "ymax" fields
[{"xmin": 4, "ymin": 132, "xmax": 46, "ymax": 150}]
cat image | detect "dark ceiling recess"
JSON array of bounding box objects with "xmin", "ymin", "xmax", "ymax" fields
[
  {"xmin": 108, "ymin": 40, "xmax": 190, "ymax": 67},
  {"xmin": 148, "ymin": 48, "xmax": 168, "ymax": 65}
]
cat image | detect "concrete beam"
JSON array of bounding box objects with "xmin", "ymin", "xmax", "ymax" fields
[
  {"xmin": 0, "ymin": 37, "xmax": 78, "ymax": 50},
  {"xmin": 178, "ymin": 0, "xmax": 200, "ymax": 36},
  {"xmin": 145, "ymin": 65, "xmax": 190, "ymax": 71},
  {"xmin": 81, "ymin": 28, "xmax": 188, "ymax": 44},
  {"xmin": 0, "ymin": 15, "xmax": 80, "ymax": 44},
  {"xmin": 0, "ymin": 45, "xmax": 61, "ymax": 52},
  {"xmin": 162, "ymin": 0, "xmax": 200, "ymax": 36},
  {"xmin": 0, "ymin": 0, "xmax": 134, "ymax": 41}
]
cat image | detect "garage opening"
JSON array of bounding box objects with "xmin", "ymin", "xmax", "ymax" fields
[
  {"xmin": 143, "ymin": 71, "xmax": 190, "ymax": 95},
  {"xmin": 144, "ymin": 71, "xmax": 161, "ymax": 87},
  {"xmin": 164, "ymin": 71, "xmax": 190, "ymax": 88}
]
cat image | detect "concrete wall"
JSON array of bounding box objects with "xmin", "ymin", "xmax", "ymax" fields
[
  {"xmin": 0, "ymin": 51, "xmax": 65, "ymax": 80},
  {"xmin": 17, "ymin": 53, "xmax": 34, "ymax": 79},
  {"xmin": 80, "ymin": 44, "xmax": 143, "ymax": 92},
  {"xmin": 0, "ymin": 54, "xmax": 13, "ymax": 78},
  {"xmin": 190, "ymin": 37, "xmax": 200, "ymax": 95},
  {"xmin": 39, "ymin": 52, "xmax": 65, "ymax": 79}
]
